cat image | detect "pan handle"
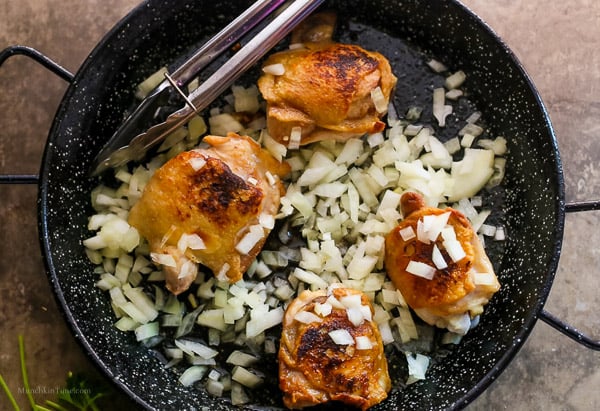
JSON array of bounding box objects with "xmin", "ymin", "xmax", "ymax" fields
[
  {"xmin": 538, "ymin": 200, "xmax": 600, "ymax": 351},
  {"xmin": 0, "ymin": 45, "xmax": 73, "ymax": 185}
]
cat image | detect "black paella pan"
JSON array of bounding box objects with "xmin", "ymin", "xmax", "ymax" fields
[{"xmin": 2, "ymin": 0, "xmax": 598, "ymax": 409}]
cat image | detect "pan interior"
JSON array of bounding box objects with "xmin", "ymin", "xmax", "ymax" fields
[{"xmin": 38, "ymin": 0, "xmax": 564, "ymax": 410}]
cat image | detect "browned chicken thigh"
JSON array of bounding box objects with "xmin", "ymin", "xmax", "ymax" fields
[
  {"xmin": 128, "ymin": 133, "xmax": 290, "ymax": 294},
  {"xmin": 257, "ymin": 13, "xmax": 397, "ymax": 147},
  {"xmin": 384, "ymin": 192, "xmax": 500, "ymax": 334},
  {"xmin": 279, "ymin": 286, "xmax": 391, "ymax": 410}
]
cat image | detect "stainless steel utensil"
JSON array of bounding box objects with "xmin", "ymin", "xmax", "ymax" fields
[{"xmin": 91, "ymin": 0, "xmax": 324, "ymax": 175}]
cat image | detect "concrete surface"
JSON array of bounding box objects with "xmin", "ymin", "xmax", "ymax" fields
[{"xmin": 0, "ymin": 0, "xmax": 598, "ymax": 410}]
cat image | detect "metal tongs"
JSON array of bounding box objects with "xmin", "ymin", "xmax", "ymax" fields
[{"xmin": 91, "ymin": 0, "xmax": 324, "ymax": 176}]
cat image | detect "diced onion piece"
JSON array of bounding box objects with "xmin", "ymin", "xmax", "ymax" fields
[
  {"xmin": 135, "ymin": 66, "xmax": 167, "ymax": 99},
  {"xmin": 261, "ymin": 130, "xmax": 287, "ymax": 162},
  {"xmin": 427, "ymin": 59, "xmax": 447, "ymax": 73},
  {"xmin": 379, "ymin": 321, "xmax": 394, "ymax": 345},
  {"xmin": 206, "ymin": 379, "xmax": 224, "ymax": 397},
  {"xmin": 175, "ymin": 339, "xmax": 219, "ymax": 359},
  {"xmin": 433, "ymin": 88, "xmax": 452, "ymax": 127},
  {"xmin": 232, "ymin": 366, "xmax": 263, "ymax": 388},
  {"xmin": 235, "ymin": 225, "xmax": 264, "ymax": 255},
  {"xmin": 494, "ymin": 226, "xmax": 506, "ymax": 241},
  {"xmin": 445, "ymin": 70, "xmax": 466, "ymax": 90},
  {"xmin": 405, "ymin": 353, "xmax": 430, "ymax": 383},
  {"xmin": 443, "ymin": 239, "xmax": 466, "ymax": 262},
  {"xmin": 293, "ymin": 267, "xmax": 329, "ymax": 289},
  {"xmin": 189, "ymin": 157, "xmax": 206, "ymax": 171},
  {"xmin": 340, "ymin": 294, "xmax": 362, "ymax": 309},
  {"xmin": 406, "ymin": 261, "xmax": 436, "ymax": 280},
  {"xmin": 245, "ymin": 306, "xmax": 284, "ymax": 338},
  {"xmin": 445, "ymin": 89, "xmax": 463, "ymax": 100},
  {"xmin": 447, "ymin": 313, "xmax": 471, "ymax": 335},
  {"xmin": 355, "ymin": 336, "xmax": 374, "ymax": 350},
  {"xmin": 178, "ymin": 365, "xmax": 207, "ymax": 387},
  {"xmin": 461, "ymin": 133, "xmax": 476, "ymax": 148},
  {"xmin": 288, "ymin": 126, "xmax": 302, "ymax": 150},
  {"xmin": 326, "ymin": 295, "xmax": 345, "ymax": 310},
  {"xmin": 479, "ymin": 223, "xmax": 497, "ymax": 237},
  {"xmin": 416, "ymin": 220, "xmax": 430, "ymax": 244},
  {"xmin": 371, "ymin": 86, "xmax": 388, "ymax": 113},
  {"xmin": 294, "ymin": 311, "xmax": 323, "ymax": 324},
  {"xmin": 177, "ymin": 233, "xmax": 206, "ymax": 253},
  {"xmin": 232, "ymin": 85, "xmax": 260, "ymax": 114},
  {"xmin": 226, "ymin": 350, "xmax": 259, "ymax": 367},
  {"xmin": 150, "ymin": 252, "xmax": 177, "ymax": 268},
  {"xmin": 178, "ymin": 258, "xmax": 197, "ymax": 279},
  {"xmin": 399, "ymin": 226, "xmax": 416, "ymax": 241},
  {"xmin": 314, "ymin": 302, "xmax": 332, "ymax": 317},
  {"xmin": 422, "ymin": 212, "xmax": 451, "ymax": 242},
  {"xmin": 346, "ymin": 307, "xmax": 365, "ymax": 327},
  {"xmin": 258, "ymin": 213, "xmax": 275, "ymax": 230},
  {"xmin": 134, "ymin": 321, "xmax": 159, "ymax": 341},
  {"xmin": 262, "ymin": 63, "xmax": 285, "ymax": 76},
  {"xmin": 231, "ymin": 382, "xmax": 250, "ymax": 405},
  {"xmin": 328, "ymin": 329, "xmax": 355, "ymax": 345},
  {"xmin": 431, "ymin": 245, "xmax": 448, "ymax": 269}
]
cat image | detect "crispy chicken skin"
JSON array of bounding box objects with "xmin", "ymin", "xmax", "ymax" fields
[
  {"xmin": 384, "ymin": 192, "xmax": 500, "ymax": 333},
  {"xmin": 279, "ymin": 287, "xmax": 391, "ymax": 410},
  {"xmin": 128, "ymin": 133, "xmax": 290, "ymax": 294},
  {"xmin": 257, "ymin": 13, "xmax": 397, "ymax": 147}
]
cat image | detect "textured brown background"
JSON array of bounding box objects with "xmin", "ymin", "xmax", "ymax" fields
[{"xmin": 1, "ymin": 0, "xmax": 599, "ymax": 410}]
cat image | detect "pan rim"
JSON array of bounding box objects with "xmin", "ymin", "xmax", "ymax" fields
[{"xmin": 36, "ymin": 0, "xmax": 567, "ymax": 409}]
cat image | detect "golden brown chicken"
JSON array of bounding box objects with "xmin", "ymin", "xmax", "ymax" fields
[
  {"xmin": 128, "ymin": 132, "xmax": 290, "ymax": 295},
  {"xmin": 257, "ymin": 13, "xmax": 397, "ymax": 147},
  {"xmin": 384, "ymin": 192, "xmax": 500, "ymax": 334},
  {"xmin": 279, "ymin": 286, "xmax": 391, "ymax": 410}
]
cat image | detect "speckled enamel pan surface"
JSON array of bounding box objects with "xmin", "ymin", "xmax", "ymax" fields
[{"xmin": 38, "ymin": 0, "xmax": 564, "ymax": 410}]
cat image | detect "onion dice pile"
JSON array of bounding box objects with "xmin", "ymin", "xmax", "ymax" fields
[{"xmin": 83, "ymin": 58, "xmax": 507, "ymax": 405}]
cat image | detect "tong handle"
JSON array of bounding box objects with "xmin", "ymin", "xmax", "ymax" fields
[
  {"xmin": 126, "ymin": 0, "xmax": 324, "ymax": 161},
  {"xmin": 170, "ymin": 0, "xmax": 288, "ymax": 87}
]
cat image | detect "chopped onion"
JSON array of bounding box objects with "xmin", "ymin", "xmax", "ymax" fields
[
  {"xmin": 406, "ymin": 261, "xmax": 436, "ymax": 280},
  {"xmin": 262, "ymin": 63, "xmax": 285, "ymax": 76},
  {"xmin": 355, "ymin": 336, "xmax": 374, "ymax": 350},
  {"xmin": 443, "ymin": 239, "xmax": 466, "ymax": 262},
  {"xmin": 445, "ymin": 70, "xmax": 466, "ymax": 90},
  {"xmin": 188, "ymin": 157, "xmax": 206, "ymax": 171},
  {"xmin": 431, "ymin": 245, "xmax": 448, "ymax": 270},
  {"xmin": 328, "ymin": 329, "xmax": 355, "ymax": 345},
  {"xmin": 175, "ymin": 339, "xmax": 219, "ymax": 359},
  {"xmin": 226, "ymin": 350, "xmax": 259, "ymax": 367},
  {"xmin": 370, "ymin": 86, "xmax": 388, "ymax": 113},
  {"xmin": 445, "ymin": 89, "xmax": 463, "ymax": 100},
  {"xmin": 421, "ymin": 212, "xmax": 451, "ymax": 242},
  {"xmin": 314, "ymin": 302, "xmax": 332, "ymax": 317},
  {"xmin": 426, "ymin": 59, "xmax": 447, "ymax": 73},
  {"xmin": 433, "ymin": 88, "xmax": 452, "ymax": 127},
  {"xmin": 494, "ymin": 226, "xmax": 506, "ymax": 241},
  {"xmin": 135, "ymin": 321, "xmax": 159, "ymax": 341},
  {"xmin": 235, "ymin": 225, "xmax": 264, "ymax": 255},
  {"xmin": 399, "ymin": 226, "xmax": 416, "ymax": 241},
  {"xmin": 405, "ymin": 353, "xmax": 430, "ymax": 383},
  {"xmin": 447, "ymin": 313, "xmax": 471, "ymax": 335},
  {"xmin": 346, "ymin": 307, "xmax": 365, "ymax": 326},
  {"xmin": 294, "ymin": 311, "xmax": 323, "ymax": 324},
  {"xmin": 288, "ymin": 126, "xmax": 302, "ymax": 150},
  {"xmin": 245, "ymin": 306, "xmax": 283, "ymax": 338},
  {"xmin": 232, "ymin": 366, "xmax": 263, "ymax": 388},
  {"xmin": 178, "ymin": 365, "xmax": 207, "ymax": 387}
]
